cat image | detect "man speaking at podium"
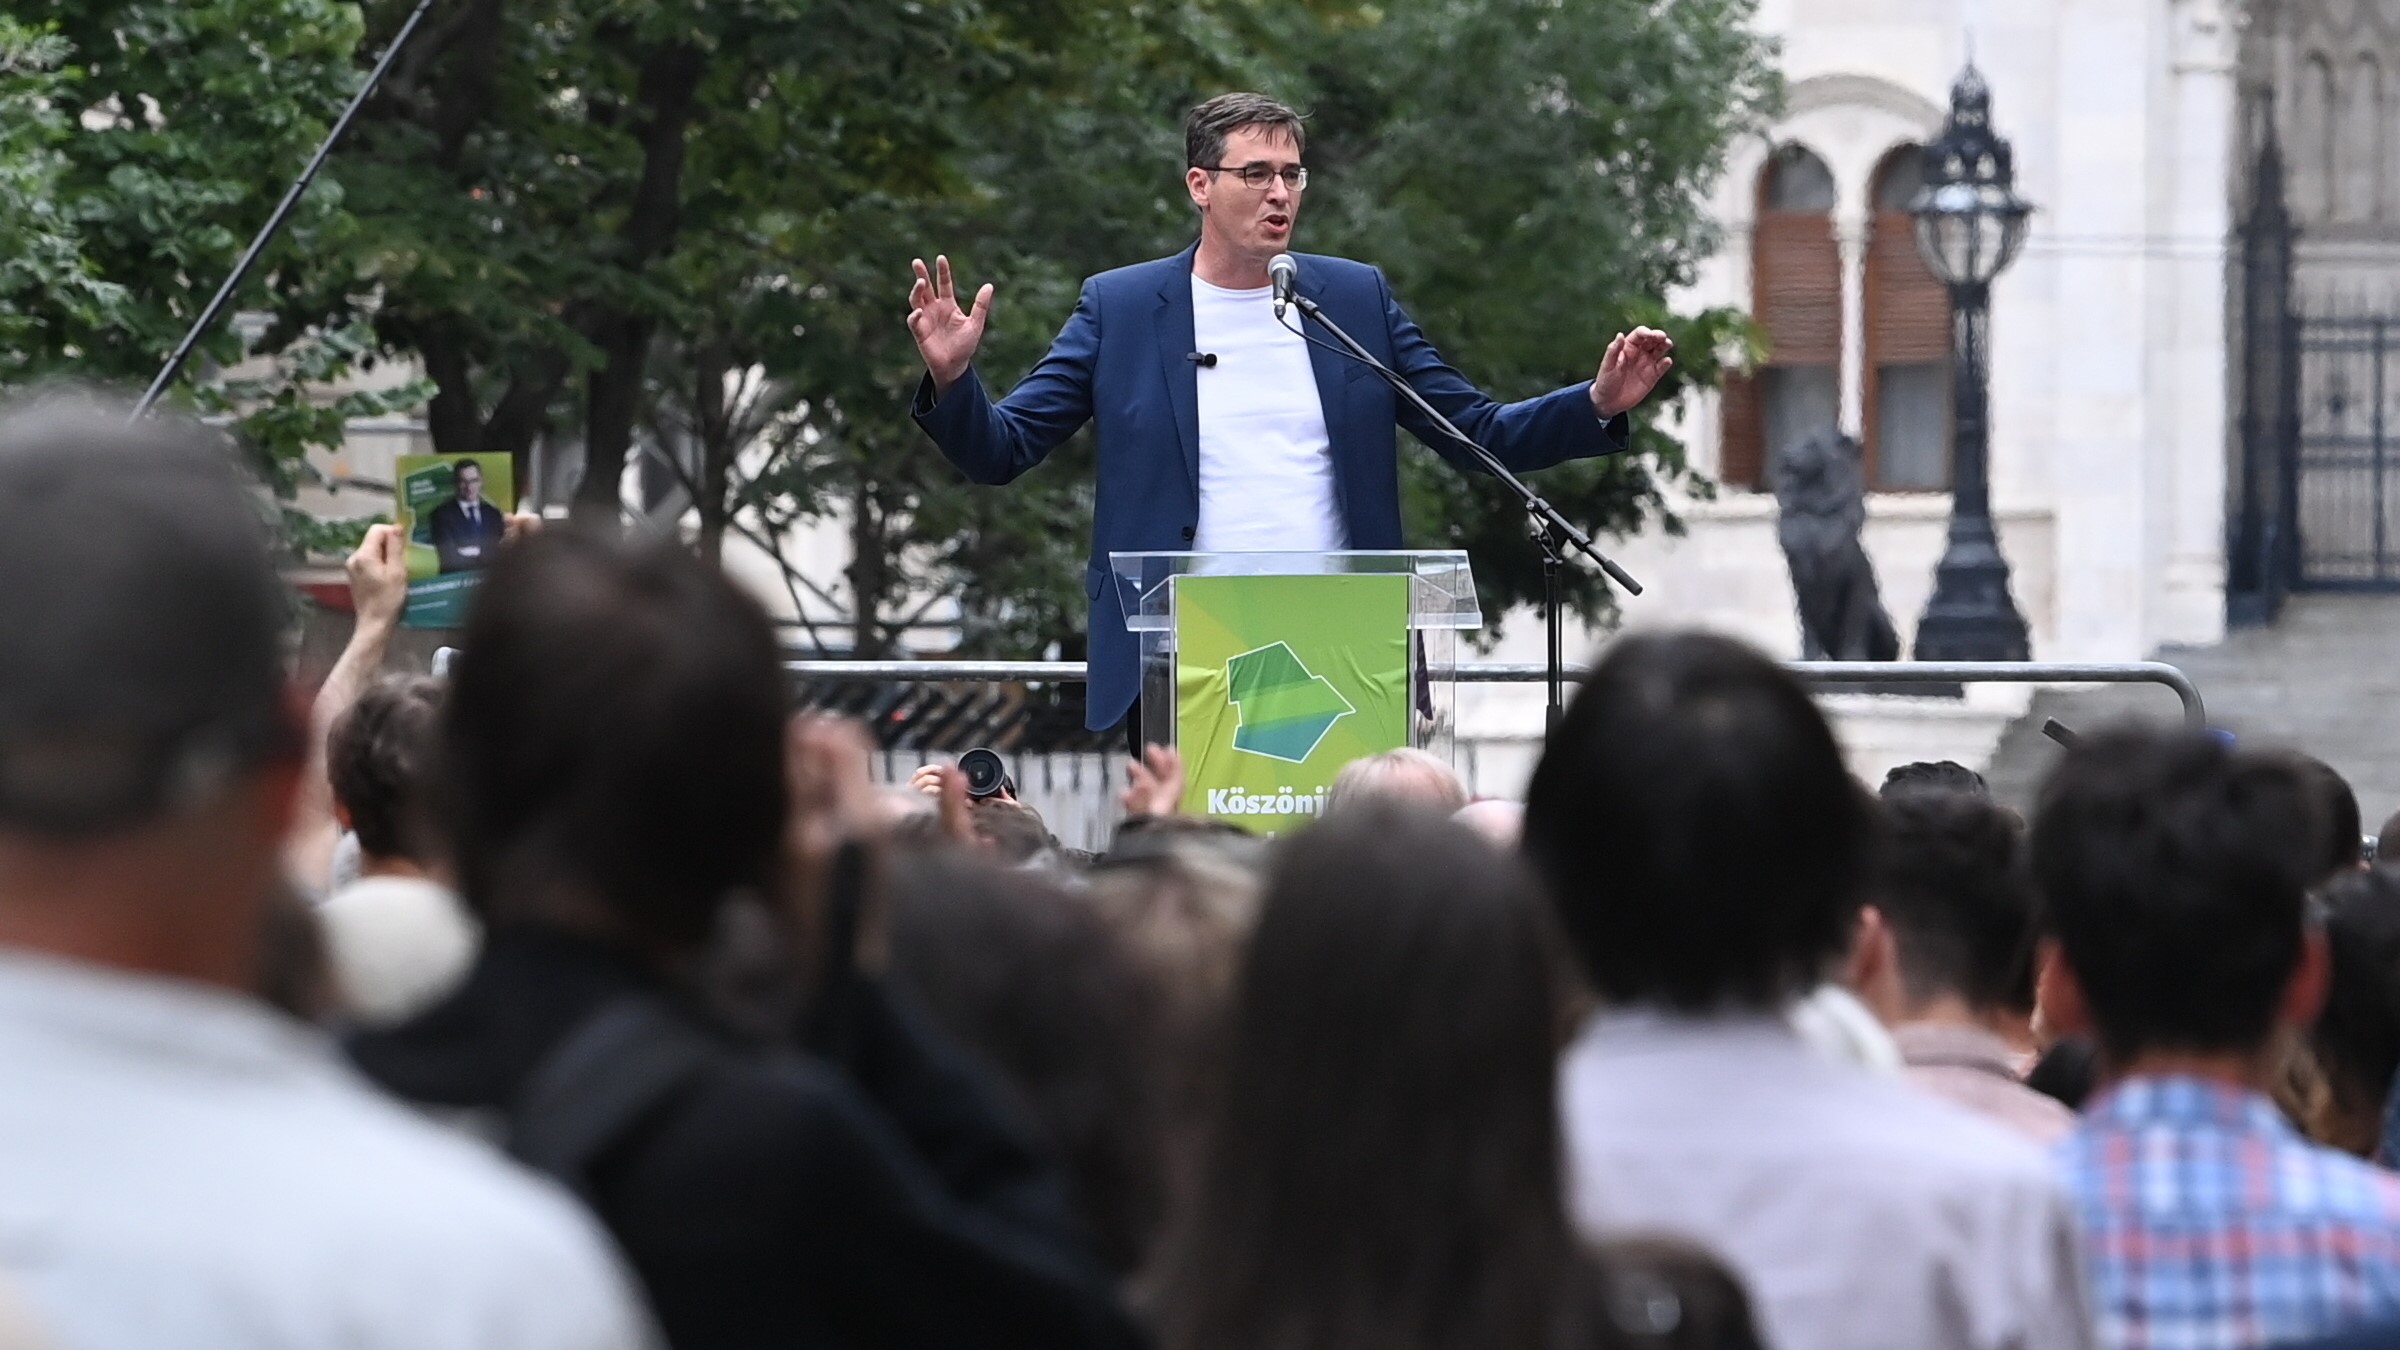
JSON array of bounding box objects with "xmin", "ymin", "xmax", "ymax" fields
[{"xmin": 907, "ymin": 92, "xmax": 1676, "ymax": 744}]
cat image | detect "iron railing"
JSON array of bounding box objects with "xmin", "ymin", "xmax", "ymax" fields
[{"xmin": 785, "ymin": 659, "xmax": 2208, "ymax": 729}]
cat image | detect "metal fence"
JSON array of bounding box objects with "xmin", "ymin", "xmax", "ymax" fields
[
  {"xmin": 2288, "ymin": 316, "xmax": 2400, "ymax": 588},
  {"xmin": 808, "ymin": 659, "xmax": 2204, "ymax": 850},
  {"xmin": 2229, "ymin": 109, "xmax": 2400, "ymax": 608},
  {"xmin": 790, "ymin": 659, "xmax": 2208, "ymax": 728}
]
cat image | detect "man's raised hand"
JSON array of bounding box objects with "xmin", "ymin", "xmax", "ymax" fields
[
  {"xmin": 906, "ymin": 255, "xmax": 992, "ymax": 398},
  {"xmin": 1590, "ymin": 326, "xmax": 1677, "ymax": 420},
  {"xmin": 344, "ymin": 523, "xmax": 410, "ymax": 633}
]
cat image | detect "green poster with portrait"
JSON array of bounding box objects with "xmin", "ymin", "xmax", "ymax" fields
[
  {"xmin": 1174, "ymin": 572, "xmax": 1411, "ymax": 834},
  {"xmin": 396, "ymin": 452, "xmax": 515, "ymax": 628}
]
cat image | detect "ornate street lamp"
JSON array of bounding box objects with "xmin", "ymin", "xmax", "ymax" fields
[{"xmin": 1908, "ymin": 63, "xmax": 2035, "ymax": 662}]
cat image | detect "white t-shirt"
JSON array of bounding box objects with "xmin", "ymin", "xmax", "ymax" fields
[
  {"xmin": 318, "ymin": 874, "xmax": 481, "ymax": 1026},
  {"xmin": 1190, "ymin": 275, "xmax": 1346, "ymax": 553}
]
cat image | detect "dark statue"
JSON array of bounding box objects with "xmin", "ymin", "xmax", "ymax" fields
[{"xmin": 1770, "ymin": 428, "xmax": 1900, "ymax": 662}]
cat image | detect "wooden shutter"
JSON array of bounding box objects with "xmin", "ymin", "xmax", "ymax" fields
[
  {"xmin": 1724, "ymin": 211, "xmax": 1842, "ymax": 489},
  {"xmin": 1863, "ymin": 209, "xmax": 1952, "ymax": 484},
  {"xmin": 1720, "ymin": 370, "xmax": 1763, "ymax": 487}
]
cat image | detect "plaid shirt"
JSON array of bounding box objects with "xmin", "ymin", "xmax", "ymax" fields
[{"xmin": 2059, "ymin": 1075, "xmax": 2400, "ymax": 1350}]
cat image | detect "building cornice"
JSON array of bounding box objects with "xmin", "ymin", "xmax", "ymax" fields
[{"xmin": 1785, "ymin": 74, "xmax": 1944, "ymax": 135}]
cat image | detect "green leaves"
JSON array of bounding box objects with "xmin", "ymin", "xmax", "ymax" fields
[
  {"xmin": 1295, "ymin": 0, "xmax": 1778, "ymax": 632},
  {"xmin": 0, "ymin": 0, "xmax": 372, "ymax": 549},
  {"xmin": 606, "ymin": 0, "xmax": 1776, "ymax": 655},
  {"xmin": 0, "ymin": 16, "xmax": 126, "ymax": 380},
  {"xmin": 0, "ymin": 0, "xmax": 1776, "ymax": 645}
]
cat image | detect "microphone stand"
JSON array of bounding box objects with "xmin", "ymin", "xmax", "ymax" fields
[
  {"xmin": 131, "ymin": 0, "xmax": 441, "ymax": 420},
  {"xmin": 1289, "ymin": 294, "xmax": 1642, "ymax": 736}
]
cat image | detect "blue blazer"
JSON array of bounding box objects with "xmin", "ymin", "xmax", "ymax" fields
[{"xmin": 912, "ymin": 243, "xmax": 1630, "ymax": 730}]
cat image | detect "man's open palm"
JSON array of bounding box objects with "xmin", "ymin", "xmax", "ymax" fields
[
  {"xmin": 907, "ymin": 255, "xmax": 992, "ymax": 396},
  {"xmin": 1591, "ymin": 326, "xmax": 1677, "ymax": 419}
]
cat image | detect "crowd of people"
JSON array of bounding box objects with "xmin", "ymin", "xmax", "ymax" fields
[{"xmin": 3, "ymin": 389, "xmax": 2400, "ymax": 1350}]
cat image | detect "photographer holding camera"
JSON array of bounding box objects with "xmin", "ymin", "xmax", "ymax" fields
[{"xmin": 909, "ymin": 751, "xmax": 1060, "ymax": 866}]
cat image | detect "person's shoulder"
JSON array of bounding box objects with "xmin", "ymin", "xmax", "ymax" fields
[
  {"xmin": 1085, "ymin": 250, "xmax": 1192, "ymax": 297},
  {"xmin": 1277, "ymin": 251, "xmax": 1381, "ymax": 300},
  {"xmin": 1293, "ymin": 251, "xmax": 1375, "ymax": 281},
  {"xmin": 265, "ymin": 1065, "xmax": 646, "ymax": 1332},
  {"xmin": 649, "ymin": 1048, "xmax": 888, "ymax": 1165},
  {"xmin": 1811, "ymin": 1065, "xmax": 2063, "ymax": 1191},
  {"xmin": 2294, "ymin": 1134, "xmax": 2400, "ymax": 1231},
  {"xmin": 577, "ymin": 1046, "xmax": 928, "ymax": 1236},
  {"xmin": 310, "ymin": 1065, "xmax": 613, "ymax": 1236}
]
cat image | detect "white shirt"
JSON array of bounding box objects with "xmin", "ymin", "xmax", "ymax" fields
[
  {"xmin": 0, "ymin": 949, "xmax": 649, "ymax": 1350},
  {"xmin": 1189, "ymin": 274, "xmax": 1345, "ymax": 553},
  {"xmin": 1560, "ymin": 1010, "xmax": 2093, "ymax": 1350},
  {"xmin": 317, "ymin": 874, "xmax": 480, "ymax": 1026}
]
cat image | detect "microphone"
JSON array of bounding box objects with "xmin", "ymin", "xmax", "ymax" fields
[
  {"xmin": 1186, "ymin": 351, "xmax": 1218, "ymax": 368},
  {"xmin": 1268, "ymin": 253, "xmax": 1297, "ymax": 320}
]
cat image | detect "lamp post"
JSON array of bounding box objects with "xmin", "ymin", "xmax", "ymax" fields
[{"xmin": 1908, "ymin": 63, "xmax": 2034, "ymax": 662}]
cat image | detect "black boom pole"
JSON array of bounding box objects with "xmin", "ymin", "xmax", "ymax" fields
[{"xmin": 131, "ymin": 0, "xmax": 442, "ymax": 420}]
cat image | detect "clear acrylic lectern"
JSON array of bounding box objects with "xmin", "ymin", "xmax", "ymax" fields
[{"xmin": 1103, "ymin": 552, "xmax": 1481, "ymax": 826}]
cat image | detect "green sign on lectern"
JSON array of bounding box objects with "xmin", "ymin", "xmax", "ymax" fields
[{"xmin": 1172, "ymin": 572, "xmax": 1411, "ymax": 834}]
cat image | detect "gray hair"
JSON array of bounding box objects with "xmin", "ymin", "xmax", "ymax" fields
[
  {"xmin": 1184, "ymin": 92, "xmax": 1306, "ymax": 169},
  {"xmin": 1326, "ymin": 748, "xmax": 1468, "ymax": 815}
]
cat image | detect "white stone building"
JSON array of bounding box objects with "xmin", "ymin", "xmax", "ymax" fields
[{"xmin": 1454, "ymin": 0, "xmax": 2400, "ymax": 799}]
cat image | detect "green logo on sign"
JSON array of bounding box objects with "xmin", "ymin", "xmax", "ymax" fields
[{"xmin": 1226, "ymin": 641, "xmax": 1354, "ymax": 763}]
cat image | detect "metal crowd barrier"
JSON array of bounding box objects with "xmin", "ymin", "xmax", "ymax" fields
[{"xmin": 785, "ymin": 659, "xmax": 2208, "ymax": 729}]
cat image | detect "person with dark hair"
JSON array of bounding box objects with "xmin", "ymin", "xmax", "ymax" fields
[
  {"xmin": 1847, "ymin": 790, "xmax": 2072, "ymax": 1141},
  {"xmin": 347, "ymin": 528, "xmax": 1137, "ymax": 1350},
  {"xmin": 1524, "ymin": 631, "xmax": 2091, "ymax": 1350},
  {"xmin": 1879, "ymin": 759, "xmax": 1990, "ymax": 799},
  {"xmin": 2025, "ymin": 1034, "xmax": 2102, "ymax": 1111},
  {"xmin": 903, "ymin": 762, "xmax": 1061, "ymax": 865},
  {"xmin": 0, "ymin": 394, "xmax": 643, "ymax": 1347},
  {"xmin": 2309, "ymin": 868, "xmax": 2400, "ymax": 1159},
  {"xmin": 2037, "ymin": 727, "xmax": 2400, "ymax": 1348},
  {"xmin": 2278, "ymin": 750, "xmax": 2369, "ymax": 885},
  {"xmin": 906, "ymin": 91, "xmax": 1675, "ymax": 747},
  {"xmin": 1151, "ymin": 805, "xmax": 1763, "ymax": 1350},
  {"xmin": 316, "ymin": 673, "xmax": 480, "ymax": 1024},
  {"xmin": 427, "ymin": 458, "xmax": 506, "ymax": 573},
  {"xmin": 885, "ymin": 852, "xmax": 1175, "ymax": 1276}
]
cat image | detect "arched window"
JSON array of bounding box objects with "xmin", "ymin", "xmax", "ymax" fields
[
  {"xmin": 2297, "ymin": 53, "xmax": 2337, "ymax": 222},
  {"xmin": 2341, "ymin": 54, "xmax": 2385, "ymax": 222},
  {"xmin": 1864, "ymin": 145, "xmax": 1952, "ymax": 490},
  {"xmin": 1722, "ymin": 145, "xmax": 1842, "ymax": 488}
]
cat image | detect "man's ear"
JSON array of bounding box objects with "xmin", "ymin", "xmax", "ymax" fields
[
  {"xmin": 2034, "ymin": 938, "xmax": 2092, "ymax": 1042},
  {"xmin": 1844, "ymin": 905, "xmax": 1906, "ymax": 1023},
  {"xmin": 1186, "ymin": 165, "xmax": 1211, "ymax": 211},
  {"xmin": 2281, "ymin": 925, "xmax": 2331, "ymax": 1034}
]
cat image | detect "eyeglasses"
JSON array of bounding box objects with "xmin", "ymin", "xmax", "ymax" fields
[{"xmin": 1199, "ymin": 163, "xmax": 1308, "ymax": 192}]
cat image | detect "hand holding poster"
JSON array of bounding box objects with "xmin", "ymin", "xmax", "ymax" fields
[{"xmin": 396, "ymin": 453, "xmax": 515, "ymax": 628}]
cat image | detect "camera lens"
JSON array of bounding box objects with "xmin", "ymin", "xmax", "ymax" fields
[{"xmin": 958, "ymin": 747, "xmax": 1009, "ymax": 799}]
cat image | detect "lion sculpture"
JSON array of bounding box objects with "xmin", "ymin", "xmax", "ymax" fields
[{"xmin": 1770, "ymin": 428, "xmax": 1900, "ymax": 663}]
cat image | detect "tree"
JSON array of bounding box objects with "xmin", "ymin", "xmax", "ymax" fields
[
  {"xmin": 625, "ymin": 0, "xmax": 1288, "ymax": 657},
  {"xmin": 0, "ymin": 18, "xmax": 126, "ymax": 383},
  {"xmin": 0, "ymin": 1, "xmax": 422, "ymax": 548},
  {"xmin": 762, "ymin": 0, "xmax": 1778, "ymax": 654},
  {"xmin": 328, "ymin": 0, "xmax": 1170, "ymax": 541},
  {"xmin": 1263, "ymin": 0, "xmax": 1777, "ymax": 635}
]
